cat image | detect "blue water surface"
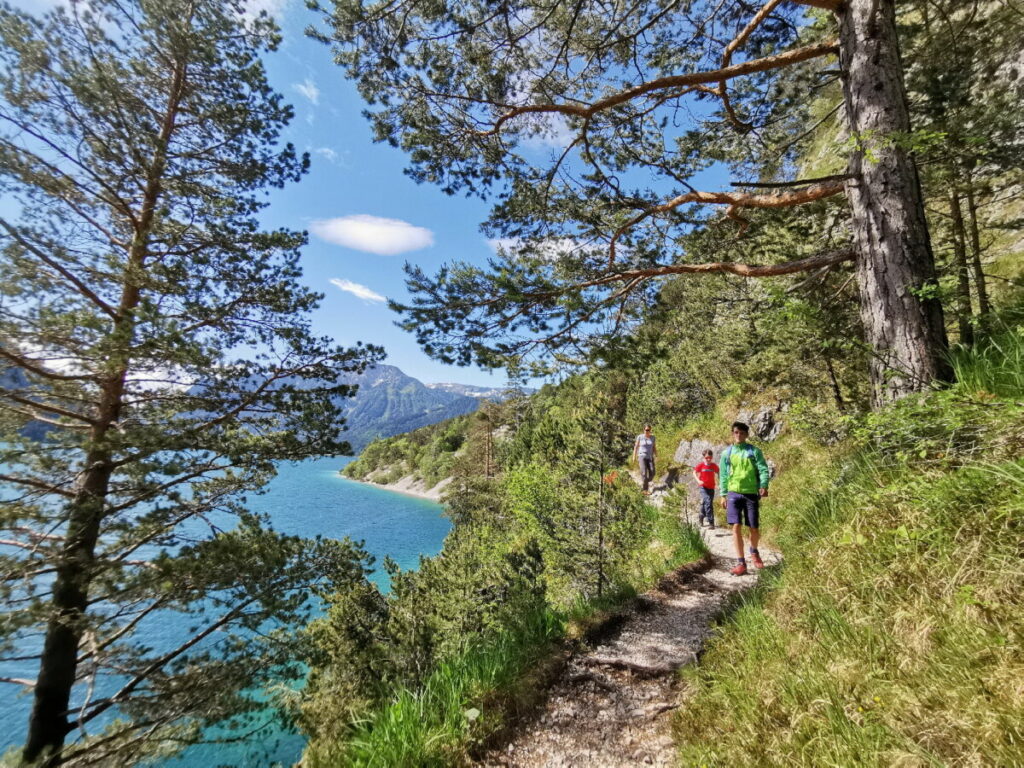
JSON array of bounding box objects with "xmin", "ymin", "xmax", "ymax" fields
[{"xmin": 1, "ymin": 455, "xmax": 451, "ymax": 766}]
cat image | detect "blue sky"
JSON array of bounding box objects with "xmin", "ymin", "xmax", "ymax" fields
[
  {"xmin": 12, "ymin": 0, "xmax": 522, "ymax": 387},
  {"xmin": 12, "ymin": 0, "xmax": 739, "ymax": 388},
  {"xmin": 258, "ymin": 1, "xmax": 516, "ymax": 387}
]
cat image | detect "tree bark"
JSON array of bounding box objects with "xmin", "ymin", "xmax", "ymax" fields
[
  {"xmin": 22, "ymin": 449, "xmax": 114, "ymax": 765},
  {"xmin": 963, "ymin": 168, "xmax": 990, "ymax": 319},
  {"xmin": 837, "ymin": 0, "xmax": 951, "ymax": 406},
  {"xmin": 949, "ymin": 189, "xmax": 975, "ymax": 346}
]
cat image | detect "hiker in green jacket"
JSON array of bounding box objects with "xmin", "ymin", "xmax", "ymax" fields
[{"xmin": 719, "ymin": 421, "xmax": 770, "ymax": 576}]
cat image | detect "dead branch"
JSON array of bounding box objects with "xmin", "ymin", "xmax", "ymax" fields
[
  {"xmin": 730, "ymin": 173, "xmax": 852, "ymax": 188},
  {"xmin": 609, "ymin": 179, "xmax": 845, "ymax": 265}
]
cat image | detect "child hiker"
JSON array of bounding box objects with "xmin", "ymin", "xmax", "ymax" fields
[
  {"xmin": 719, "ymin": 421, "xmax": 770, "ymax": 575},
  {"xmin": 692, "ymin": 450, "xmax": 719, "ymax": 528}
]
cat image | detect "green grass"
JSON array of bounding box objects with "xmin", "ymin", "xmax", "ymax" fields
[
  {"xmin": 951, "ymin": 323, "xmax": 1024, "ymax": 399},
  {"xmin": 305, "ymin": 608, "xmax": 563, "ymax": 768},
  {"xmin": 674, "ymin": 333, "xmax": 1024, "ymax": 767}
]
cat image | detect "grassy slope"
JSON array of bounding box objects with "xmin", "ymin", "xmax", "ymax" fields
[
  {"xmin": 307, "ymin": 509, "xmax": 708, "ymax": 768},
  {"xmin": 675, "ymin": 332, "xmax": 1024, "ymax": 766}
]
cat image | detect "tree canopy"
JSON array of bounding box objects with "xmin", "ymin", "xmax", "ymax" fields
[
  {"xmin": 314, "ymin": 0, "xmax": 955, "ymax": 404},
  {"xmin": 0, "ymin": 1, "xmax": 380, "ymax": 764}
]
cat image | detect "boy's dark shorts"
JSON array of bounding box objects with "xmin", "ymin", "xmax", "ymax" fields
[{"xmin": 726, "ymin": 492, "xmax": 760, "ymax": 528}]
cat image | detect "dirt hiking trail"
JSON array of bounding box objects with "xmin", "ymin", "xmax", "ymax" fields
[{"xmin": 478, "ymin": 494, "xmax": 779, "ymax": 767}]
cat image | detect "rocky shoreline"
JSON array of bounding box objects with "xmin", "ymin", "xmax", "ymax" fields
[{"xmin": 343, "ymin": 472, "xmax": 452, "ymax": 502}]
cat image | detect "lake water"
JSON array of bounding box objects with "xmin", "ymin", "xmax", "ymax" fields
[{"xmin": 0, "ymin": 455, "xmax": 451, "ymax": 766}]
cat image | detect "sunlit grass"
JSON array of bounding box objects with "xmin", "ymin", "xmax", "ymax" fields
[{"xmin": 674, "ymin": 335, "xmax": 1024, "ymax": 767}]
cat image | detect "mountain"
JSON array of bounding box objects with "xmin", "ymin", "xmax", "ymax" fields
[
  {"xmin": 1, "ymin": 359, "xmax": 480, "ymax": 453},
  {"xmin": 339, "ymin": 365, "xmax": 481, "ymax": 451},
  {"xmin": 424, "ymin": 382, "xmax": 535, "ymax": 400}
]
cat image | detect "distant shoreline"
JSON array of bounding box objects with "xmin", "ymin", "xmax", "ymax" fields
[{"xmin": 341, "ymin": 472, "xmax": 451, "ymax": 503}]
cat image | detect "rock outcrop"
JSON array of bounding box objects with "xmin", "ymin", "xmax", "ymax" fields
[{"xmin": 734, "ymin": 401, "xmax": 788, "ymax": 442}]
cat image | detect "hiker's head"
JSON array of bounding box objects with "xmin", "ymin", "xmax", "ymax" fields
[
  {"xmin": 703, "ymin": 450, "xmax": 713, "ymax": 460},
  {"xmin": 643, "ymin": 424, "xmax": 652, "ymax": 435},
  {"xmin": 731, "ymin": 421, "xmax": 750, "ymax": 443}
]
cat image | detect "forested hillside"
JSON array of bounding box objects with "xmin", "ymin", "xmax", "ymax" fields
[{"xmin": 334, "ymin": 364, "xmax": 482, "ymax": 451}]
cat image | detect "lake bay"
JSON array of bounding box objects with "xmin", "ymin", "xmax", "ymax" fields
[{"xmin": 0, "ymin": 455, "xmax": 452, "ymax": 766}]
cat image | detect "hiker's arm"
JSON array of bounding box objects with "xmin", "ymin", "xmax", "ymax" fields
[{"xmin": 756, "ymin": 448, "xmax": 770, "ymax": 496}]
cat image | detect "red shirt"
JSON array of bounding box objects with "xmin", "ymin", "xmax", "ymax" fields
[{"xmin": 694, "ymin": 461, "xmax": 719, "ymax": 490}]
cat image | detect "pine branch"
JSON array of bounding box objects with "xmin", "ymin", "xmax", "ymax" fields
[{"xmin": 479, "ymin": 40, "xmax": 839, "ymax": 137}]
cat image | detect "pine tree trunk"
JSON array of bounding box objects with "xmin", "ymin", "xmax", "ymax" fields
[
  {"xmin": 23, "ymin": 320, "xmax": 137, "ymax": 765},
  {"xmin": 838, "ymin": 0, "xmax": 951, "ymax": 406},
  {"xmin": 963, "ymin": 169, "xmax": 991, "ymax": 320},
  {"xmin": 22, "ymin": 451, "xmax": 113, "ymax": 765},
  {"xmin": 949, "ymin": 190, "xmax": 975, "ymax": 346},
  {"xmin": 23, "ymin": 52, "xmax": 187, "ymax": 762}
]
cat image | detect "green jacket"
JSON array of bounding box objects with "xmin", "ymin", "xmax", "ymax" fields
[{"xmin": 719, "ymin": 442, "xmax": 770, "ymax": 495}]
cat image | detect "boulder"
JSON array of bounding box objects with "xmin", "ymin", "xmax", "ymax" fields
[
  {"xmin": 734, "ymin": 401, "xmax": 788, "ymax": 441},
  {"xmin": 672, "ymin": 438, "xmax": 726, "ymax": 468}
]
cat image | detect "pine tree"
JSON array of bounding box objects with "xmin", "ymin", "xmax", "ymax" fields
[
  {"xmin": 0, "ymin": 1, "xmax": 381, "ymax": 764},
  {"xmin": 312, "ymin": 0, "xmax": 952, "ymax": 405}
]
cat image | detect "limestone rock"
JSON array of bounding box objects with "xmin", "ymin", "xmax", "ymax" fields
[{"xmin": 734, "ymin": 401, "xmax": 789, "ymax": 441}]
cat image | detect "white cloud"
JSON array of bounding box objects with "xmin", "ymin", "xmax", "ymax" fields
[
  {"xmin": 519, "ymin": 115, "xmax": 577, "ymax": 150},
  {"xmin": 311, "ymin": 215, "xmax": 435, "ymax": 256},
  {"xmin": 244, "ymin": 0, "xmax": 292, "ymax": 20},
  {"xmin": 330, "ymin": 278, "xmax": 387, "ymax": 303},
  {"xmin": 314, "ymin": 147, "xmax": 338, "ymax": 163},
  {"xmin": 293, "ymin": 78, "xmax": 320, "ymax": 106}
]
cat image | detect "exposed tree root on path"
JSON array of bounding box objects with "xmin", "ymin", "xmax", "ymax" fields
[{"xmin": 477, "ymin": 513, "xmax": 778, "ymax": 767}]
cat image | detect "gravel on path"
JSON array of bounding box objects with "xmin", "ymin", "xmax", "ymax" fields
[{"xmin": 476, "ymin": 494, "xmax": 779, "ymax": 768}]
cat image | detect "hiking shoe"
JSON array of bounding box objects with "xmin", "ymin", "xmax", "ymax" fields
[
  {"xmin": 730, "ymin": 563, "xmax": 748, "ymax": 576},
  {"xmin": 751, "ymin": 552, "xmax": 765, "ymax": 569}
]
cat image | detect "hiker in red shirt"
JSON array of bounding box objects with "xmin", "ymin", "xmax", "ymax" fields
[{"xmin": 692, "ymin": 450, "xmax": 719, "ymax": 528}]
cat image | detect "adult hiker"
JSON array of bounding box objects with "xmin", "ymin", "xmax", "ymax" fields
[
  {"xmin": 692, "ymin": 449, "xmax": 719, "ymax": 528},
  {"xmin": 632, "ymin": 424, "xmax": 657, "ymax": 495},
  {"xmin": 719, "ymin": 421, "xmax": 770, "ymax": 575}
]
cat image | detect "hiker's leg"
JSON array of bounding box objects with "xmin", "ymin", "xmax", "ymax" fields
[
  {"xmin": 747, "ymin": 495, "xmax": 761, "ymax": 550},
  {"xmin": 732, "ymin": 523, "xmax": 744, "ymax": 559},
  {"xmin": 726, "ymin": 492, "xmax": 742, "ymax": 551}
]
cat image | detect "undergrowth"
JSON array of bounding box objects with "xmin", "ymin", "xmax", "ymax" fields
[
  {"xmin": 310, "ymin": 506, "xmax": 708, "ymax": 767},
  {"xmin": 675, "ymin": 326, "xmax": 1024, "ymax": 767}
]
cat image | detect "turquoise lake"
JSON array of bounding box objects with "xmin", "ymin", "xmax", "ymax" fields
[{"xmin": 0, "ymin": 455, "xmax": 452, "ymax": 766}]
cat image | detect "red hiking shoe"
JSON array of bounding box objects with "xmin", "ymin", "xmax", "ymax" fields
[
  {"xmin": 751, "ymin": 552, "xmax": 765, "ymax": 569},
  {"xmin": 730, "ymin": 563, "xmax": 748, "ymax": 576}
]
